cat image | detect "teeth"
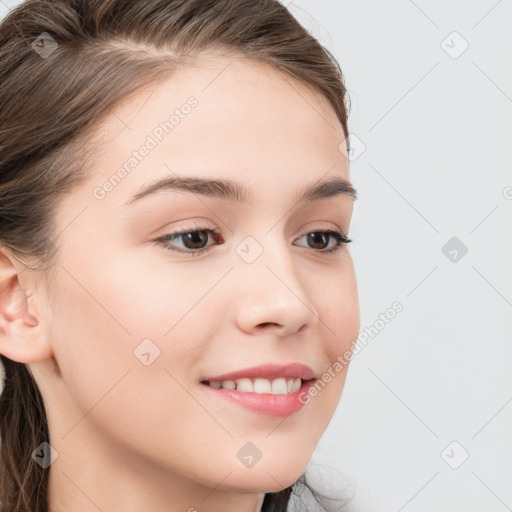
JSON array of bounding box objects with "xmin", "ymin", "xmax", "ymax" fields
[
  {"xmin": 206, "ymin": 377, "xmax": 304, "ymax": 394},
  {"xmin": 221, "ymin": 380, "xmax": 236, "ymax": 390},
  {"xmin": 236, "ymin": 378, "xmax": 254, "ymax": 393},
  {"xmin": 291, "ymin": 378, "xmax": 301, "ymax": 393},
  {"xmin": 271, "ymin": 378, "xmax": 288, "ymax": 395}
]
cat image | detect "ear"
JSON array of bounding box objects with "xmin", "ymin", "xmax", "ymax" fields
[{"xmin": 0, "ymin": 246, "xmax": 53, "ymax": 363}]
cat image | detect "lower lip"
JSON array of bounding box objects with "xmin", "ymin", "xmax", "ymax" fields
[{"xmin": 200, "ymin": 379, "xmax": 315, "ymax": 417}]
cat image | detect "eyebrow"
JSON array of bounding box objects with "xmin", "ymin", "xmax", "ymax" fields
[{"xmin": 124, "ymin": 174, "xmax": 357, "ymax": 206}]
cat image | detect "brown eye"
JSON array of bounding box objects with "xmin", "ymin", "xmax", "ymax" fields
[
  {"xmin": 154, "ymin": 227, "xmax": 223, "ymax": 256},
  {"xmin": 295, "ymin": 230, "xmax": 351, "ymax": 253},
  {"xmin": 307, "ymin": 232, "xmax": 330, "ymax": 250},
  {"xmin": 179, "ymin": 231, "xmax": 209, "ymax": 250}
]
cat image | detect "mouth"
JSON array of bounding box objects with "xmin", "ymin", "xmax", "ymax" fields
[
  {"xmin": 200, "ymin": 377, "xmax": 316, "ymax": 395},
  {"xmin": 199, "ymin": 377, "xmax": 317, "ymax": 417}
]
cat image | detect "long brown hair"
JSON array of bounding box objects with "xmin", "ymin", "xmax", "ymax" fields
[{"xmin": 0, "ymin": 1, "xmax": 352, "ymax": 510}]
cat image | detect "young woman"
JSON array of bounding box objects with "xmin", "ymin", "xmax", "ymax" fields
[{"xmin": 0, "ymin": 1, "xmax": 360, "ymax": 510}]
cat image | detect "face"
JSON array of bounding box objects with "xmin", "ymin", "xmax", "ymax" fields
[{"xmin": 30, "ymin": 54, "xmax": 360, "ymax": 502}]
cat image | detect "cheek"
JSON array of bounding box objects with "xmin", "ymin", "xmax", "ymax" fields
[
  {"xmin": 48, "ymin": 273, "xmax": 134, "ymax": 414},
  {"xmin": 309, "ymin": 261, "xmax": 359, "ymax": 407},
  {"xmin": 47, "ymin": 255, "xmax": 215, "ymax": 420},
  {"xmin": 47, "ymin": 269, "xmax": 213, "ymax": 472},
  {"xmin": 105, "ymin": 247, "xmax": 226, "ymax": 339},
  {"xmin": 317, "ymin": 258, "xmax": 360, "ymax": 359},
  {"xmin": 46, "ymin": 258, "xmax": 159, "ymax": 410}
]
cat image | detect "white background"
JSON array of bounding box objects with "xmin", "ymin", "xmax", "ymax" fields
[{"xmin": 1, "ymin": 1, "xmax": 511, "ymax": 510}]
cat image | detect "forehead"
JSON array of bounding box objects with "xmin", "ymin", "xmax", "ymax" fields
[
  {"xmin": 68, "ymin": 55, "xmax": 350, "ymax": 211},
  {"xmin": 95, "ymin": 54, "xmax": 342, "ymax": 136}
]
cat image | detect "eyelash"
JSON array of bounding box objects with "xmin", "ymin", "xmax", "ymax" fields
[{"xmin": 153, "ymin": 223, "xmax": 352, "ymax": 257}]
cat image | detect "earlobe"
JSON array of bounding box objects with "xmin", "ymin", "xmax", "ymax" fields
[{"xmin": 0, "ymin": 247, "xmax": 52, "ymax": 364}]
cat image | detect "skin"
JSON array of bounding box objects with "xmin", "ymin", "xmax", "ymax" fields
[{"xmin": 0, "ymin": 54, "xmax": 360, "ymax": 512}]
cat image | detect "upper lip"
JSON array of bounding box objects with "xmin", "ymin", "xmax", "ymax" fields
[{"xmin": 201, "ymin": 363, "xmax": 316, "ymax": 382}]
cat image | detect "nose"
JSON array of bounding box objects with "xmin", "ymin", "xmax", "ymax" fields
[{"xmin": 234, "ymin": 238, "xmax": 319, "ymax": 337}]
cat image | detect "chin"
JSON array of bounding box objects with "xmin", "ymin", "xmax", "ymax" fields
[{"xmin": 216, "ymin": 460, "xmax": 308, "ymax": 493}]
